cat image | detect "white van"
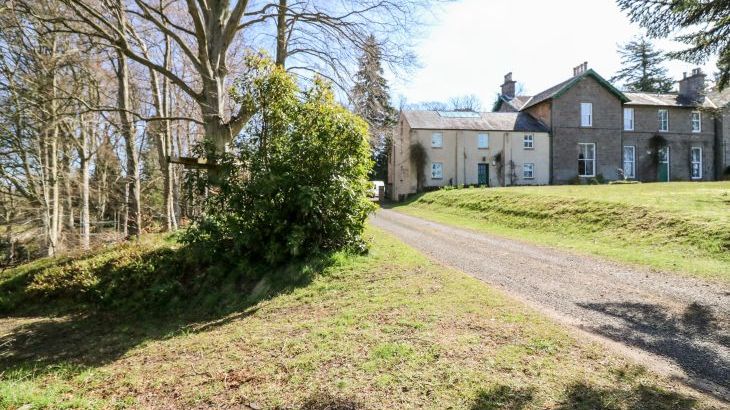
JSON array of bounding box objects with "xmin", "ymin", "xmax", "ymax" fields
[{"xmin": 369, "ymin": 180, "xmax": 385, "ymax": 199}]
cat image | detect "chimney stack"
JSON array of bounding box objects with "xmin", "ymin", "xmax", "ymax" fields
[
  {"xmin": 573, "ymin": 61, "xmax": 588, "ymax": 77},
  {"xmin": 501, "ymin": 72, "xmax": 516, "ymax": 99},
  {"xmin": 678, "ymin": 67, "xmax": 706, "ymax": 102}
]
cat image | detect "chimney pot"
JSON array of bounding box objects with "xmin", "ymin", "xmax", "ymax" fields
[
  {"xmin": 679, "ymin": 68, "xmax": 706, "ymax": 102},
  {"xmin": 501, "ymin": 72, "xmax": 516, "ymax": 99}
]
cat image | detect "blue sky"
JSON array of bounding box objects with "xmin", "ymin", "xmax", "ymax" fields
[{"xmin": 389, "ymin": 0, "xmax": 718, "ymax": 106}]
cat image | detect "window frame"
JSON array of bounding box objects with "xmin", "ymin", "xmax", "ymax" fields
[
  {"xmin": 578, "ymin": 142, "xmax": 596, "ymax": 177},
  {"xmin": 658, "ymin": 109, "xmax": 669, "ymax": 132},
  {"xmin": 523, "ymin": 163, "xmax": 535, "ymax": 179},
  {"xmin": 477, "ymin": 133, "xmax": 489, "ymax": 149},
  {"xmin": 580, "ymin": 103, "xmax": 593, "ymax": 127},
  {"xmin": 523, "ymin": 134, "xmax": 534, "ymax": 149},
  {"xmin": 690, "ymin": 147, "xmax": 702, "ymax": 179},
  {"xmin": 623, "ymin": 107, "xmax": 634, "ymax": 131},
  {"xmin": 431, "ymin": 132, "xmax": 443, "ymax": 148},
  {"xmin": 622, "ymin": 145, "xmax": 636, "ymax": 179},
  {"xmin": 431, "ymin": 162, "xmax": 443, "ymax": 179},
  {"xmin": 691, "ymin": 111, "xmax": 701, "ymax": 133}
]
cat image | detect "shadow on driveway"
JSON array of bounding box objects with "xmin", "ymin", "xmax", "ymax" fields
[{"xmin": 577, "ymin": 301, "xmax": 729, "ymax": 393}]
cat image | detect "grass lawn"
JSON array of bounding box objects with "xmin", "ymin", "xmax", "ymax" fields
[
  {"xmin": 390, "ymin": 182, "xmax": 730, "ymax": 282},
  {"xmin": 0, "ymin": 228, "xmax": 714, "ymax": 409}
]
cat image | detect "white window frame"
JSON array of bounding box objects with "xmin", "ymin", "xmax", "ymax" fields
[
  {"xmin": 690, "ymin": 147, "xmax": 702, "ymax": 179},
  {"xmin": 581, "ymin": 103, "xmax": 593, "ymax": 127},
  {"xmin": 477, "ymin": 133, "xmax": 489, "ymax": 149},
  {"xmin": 658, "ymin": 109, "xmax": 669, "ymax": 132},
  {"xmin": 623, "ymin": 145, "xmax": 636, "ymax": 179},
  {"xmin": 578, "ymin": 143, "xmax": 596, "ymax": 177},
  {"xmin": 523, "ymin": 134, "xmax": 534, "ymax": 149},
  {"xmin": 623, "ymin": 108, "xmax": 634, "ymax": 131},
  {"xmin": 523, "ymin": 163, "xmax": 535, "ymax": 179},
  {"xmin": 431, "ymin": 132, "xmax": 443, "ymax": 148},
  {"xmin": 431, "ymin": 162, "xmax": 443, "ymax": 179},
  {"xmin": 691, "ymin": 111, "xmax": 701, "ymax": 133}
]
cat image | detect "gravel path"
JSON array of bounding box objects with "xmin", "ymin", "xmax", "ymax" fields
[{"xmin": 372, "ymin": 209, "xmax": 730, "ymax": 400}]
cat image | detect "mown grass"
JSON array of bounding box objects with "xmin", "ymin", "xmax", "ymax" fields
[
  {"xmin": 391, "ymin": 182, "xmax": 730, "ymax": 282},
  {"xmin": 0, "ymin": 228, "xmax": 715, "ymax": 409}
]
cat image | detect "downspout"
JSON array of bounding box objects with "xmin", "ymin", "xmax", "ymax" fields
[
  {"xmin": 550, "ymin": 103, "xmax": 554, "ymax": 184},
  {"xmin": 463, "ymin": 144, "xmax": 466, "ymax": 185},
  {"xmin": 504, "ymin": 132, "xmax": 509, "ymax": 186},
  {"xmin": 620, "ymin": 102, "xmax": 624, "ymax": 181},
  {"xmin": 454, "ymin": 131, "xmax": 458, "ymax": 185}
]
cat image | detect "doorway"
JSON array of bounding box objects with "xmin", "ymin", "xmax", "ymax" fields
[
  {"xmin": 478, "ymin": 163, "xmax": 489, "ymax": 186},
  {"xmin": 657, "ymin": 146, "xmax": 670, "ymax": 182}
]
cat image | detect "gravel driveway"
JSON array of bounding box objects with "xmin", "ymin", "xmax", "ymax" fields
[{"xmin": 372, "ymin": 209, "xmax": 730, "ymax": 400}]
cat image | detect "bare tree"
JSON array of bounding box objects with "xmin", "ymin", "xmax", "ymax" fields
[
  {"xmin": 57, "ymin": 0, "xmax": 433, "ymax": 158},
  {"xmin": 448, "ymin": 94, "xmax": 482, "ymax": 111}
]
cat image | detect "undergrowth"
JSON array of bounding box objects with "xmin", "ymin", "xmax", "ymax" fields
[{"xmin": 0, "ymin": 234, "xmax": 334, "ymax": 317}]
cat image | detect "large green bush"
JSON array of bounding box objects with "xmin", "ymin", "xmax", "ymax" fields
[{"xmin": 185, "ymin": 56, "xmax": 375, "ymax": 265}]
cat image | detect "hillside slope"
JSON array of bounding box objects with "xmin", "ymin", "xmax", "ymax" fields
[
  {"xmin": 392, "ymin": 182, "xmax": 730, "ymax": 281},
  {"xmin": 0, "ymin": 229, "xmax": 717, "ymax": 408}
]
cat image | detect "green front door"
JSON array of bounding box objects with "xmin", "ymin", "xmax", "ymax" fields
[
  {"xmin": 657, "ymin": 146, "xmax": 670, "ymax": 182},
  {"xmin": 478, "ymin": 163, "xmax": 489, "ymax": 186}
]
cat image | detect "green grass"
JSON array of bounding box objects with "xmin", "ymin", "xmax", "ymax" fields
[
  {"xmin": 391, "ymin": 182, "xmax": 730, "ymax": 282},
  {"xmin": 0, "ymin": 228, "xmax": 713, "ymax": 408}
]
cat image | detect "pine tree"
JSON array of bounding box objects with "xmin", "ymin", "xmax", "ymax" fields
[
  {"xmin": 611, "ymin": 38, "xmax": 674, "ymax": 93},
  {"xmin": 618, "ymin": 0, "xmax": 730, "ymax": 90},
  {"xmin": 351, "ymin": 35, "xmax": 397, "ymax": 181}
]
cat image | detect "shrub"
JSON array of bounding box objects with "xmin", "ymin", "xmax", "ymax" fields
[
  {"xmin": 184, "ymin": 55, "xmax": 375, "ymax": 266},
  {"xmin": 608, "ymin": 180, "xmax": 641, "ymax": 185}
]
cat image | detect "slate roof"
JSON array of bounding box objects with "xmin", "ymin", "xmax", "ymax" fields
[
  {"xmin": 522, "ymin": 69, "xmax": 629, "ymax": 110},
  {"xmin": 707, "ymin": 87, "xmax": 730, "ymax": 108},
  {"xmin": 624, "ymin": 92, "xmax": 715, "ymax": 108},
  {"xmin": 498, "ymin": 95, "xmax": 533, "ymax": 111},
  {"xmin": 401, "ymin": 110, "xmax": 549, "ymax": 132}
]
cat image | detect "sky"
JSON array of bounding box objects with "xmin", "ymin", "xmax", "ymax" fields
[{"xmin": 389, "ymin": 0, "xmax": 718, "ymax": 107}]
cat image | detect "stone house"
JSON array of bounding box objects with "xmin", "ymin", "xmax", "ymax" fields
[
  {"xmin": 495, "ymin": 64, "xmax": 730, "ymax": 184},
  {"xmin": 387, "ymin": 111, "xmax": 549, "ymax": 201},
  {"xmin": 388, "ymin": 64, "xmax": 730, "ymax": 201}
]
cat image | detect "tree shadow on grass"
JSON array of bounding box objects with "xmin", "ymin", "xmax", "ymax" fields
[
  {"xmin": 470, "ymin": 384, "xmax": 535, "ymax": 410},
  {"xmin": 577, "ymin": 301, "xmax": 730, "ymax": 395},
  {"xmin": 556, "ymin": 382, "xmax": 696, "ymax": 410},
  {"xmin": 299, "ymin": 392, "xmax": 360, "ymax": 410},
  {"xmin": 0, "ymin": 242, "xmax": 334, "ymax": 379},
  {"xmin": 469, "ymin": 382, "xmax": 696, "ymax": 410}
]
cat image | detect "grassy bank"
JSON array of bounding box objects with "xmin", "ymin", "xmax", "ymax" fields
[
  {"xmin": 391, "ymin": 182, "xmax": 730, "ymax": 282},
  {"xmin": 0, "ymin": 228, "xmax": 713, "ymax": 408}
]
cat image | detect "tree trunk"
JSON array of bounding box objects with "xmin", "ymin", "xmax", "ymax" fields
[
  {"xmin": 148, "ymin": 31, "xmax": 177, "ymax": 231},
  {"xmin": 79, "ymin": 124, "xmax": 90, "ymax": 250},
  {"xmin": 63, "ymin": 141, "xmax": 74, "ymax": 232},
  {"xmin": 45, "ymin": 48, "xmax": 61, "ymax": 256},
  {"xmin": 116, "ymin": 50, "xmax": 141, "ymax": 238},
  {"xmin": 276, "ymin": 0, "xmax": 288, "ymax": 67}
]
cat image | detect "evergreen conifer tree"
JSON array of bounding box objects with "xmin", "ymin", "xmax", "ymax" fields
[
  {"xmin": 611, "ymin": 38, "xmax": 674, "ymax": 93},
  {"xmin": 618, "ymin": 0, "xmax": 730, "ymax": 89},
  {"xmin": 351, "ymin": 35, "xmax": 397, "ymax": 181}
]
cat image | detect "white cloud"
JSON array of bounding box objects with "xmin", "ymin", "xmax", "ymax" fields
[{"xmin": 390, "ymin": 0, "xmax": 717, "ymax": 106}]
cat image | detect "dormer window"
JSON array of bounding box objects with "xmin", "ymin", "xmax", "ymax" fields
[{"xmin": 580, "ymin": 103, "xmax": 592, "ymax": 127}]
